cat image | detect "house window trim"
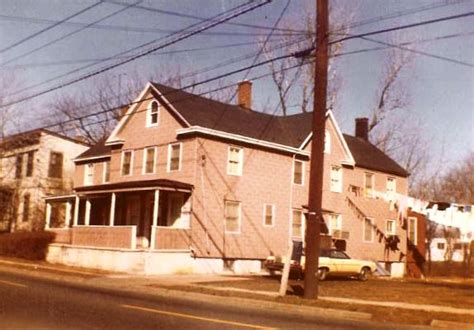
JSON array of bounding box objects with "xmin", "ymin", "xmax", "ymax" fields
[
  {"xmin": 142, "ymin": 146, "xmax": 157, "ymax": 175},
  {"xmin": 363, "ymin": 217, "xmax": 374, "ymax": 243},
  {"xmin": 121, "ymin": 150, "xmax": 134, "ymax": 177},
  {"xmin": 15, "ymin": 154, "xmax": 23, "ymax": 179},
  {"xmin": 22, "ymin": 193, "xmax": 30, "ymax": 223},
  {"xmin": 387, "ymin": 177, "xmax": 397, "ymax": 194},
  {"xmin": 291, "ymin": 208, "xmax": 305, "ymax": 239},
  {"xmin": 226, "ymin": 146, "xmax": 244, "ymax": 176},
  {"xmin": 146, "ymin": 100, "xmax": 160, "ymax": 127},
  {"xmin": 262, "ymin": 203, "xmax": 275, "ymax": 227},
  {"xmin": 26, "ymin": 151, "xmax": 34, "ymax": 177},
  {"xmin": 364, "ymin": 172, "xmax": 375, "ymax": 198},
  {"xmin": 224, "ymin": 200, "xmax": 241, "ymax": 234},
  {"xmin": 408, "ymin": 216, "xmax": 417, "ymax": 245},
  {"xmin": 84, "ymin": 163, "xmax": 94, "ymax": 186},
  {"xmin": 328, "ymin": 213, "xmax": 342, "ymax": 235},
  {"xmin": 167, "ymin": 142, "xmax": 182, "ymax": 172},
  {"xmin": 385, "ymin": 219, "xmax": 397, "ymax": 236},
  {"xmin": 293, "ymin": 159, "xmax": 304, "ymax": 186},
  {"xmin": 102, "ymin": 161, "xmax": 110, "ymax": 183},
  {"xmin": 330, "ymin": 165, "xmax": 343, "ymax": 193},
  {"xmin": 324, "ymin": 130, "xmax": 331, "ymax": 154},
  {"xmin": 48, "ymin": 151, "xmax": 63, "ymax": 179}
]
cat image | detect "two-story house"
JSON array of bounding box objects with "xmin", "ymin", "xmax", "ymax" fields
[
  {"xmin": 0, "ymin": 129, "xmax": 89, "ymax": 232},
  {"xmin": 45, "ymin": 81, "xmax": 409, "ymax": 275}
]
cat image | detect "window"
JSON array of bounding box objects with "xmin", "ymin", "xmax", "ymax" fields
[
  {"xmin": 15, "ymin": 154, "xmax": 23, "ymax": 179},
  {"xmin": 453, "ymin": 243, "xmax": 462, "ymax": 250},
  {"xmin": 22, "ymin": 194, "xmax": 30, "ymax": 222},
  {"xmin": 168, "ymin": 143, "xmax": 182, "ymax": 172},
  {"xmin": 26, "ymin": 151, "xmax": 34, "ymax": 177},
  {"xmin": 408, "ymin": 217, "xmax": 417, "ymax": 244},
  {"xmin": 227, "ymin": 146, "xmax": 243, "ymax": 176},
  {"xmin": 364, "ymin": 172, "xmax": 374, "ymax": 197},
  {"xmin": 330, "ymin": 166, "xmax": 342, "ymax": 192},
  {"xmin": 84, "ymin": 164, "xmax": 94, "ymax": 185},
  {"xmin": 387, "ymin": 177, "xmax": 396, "ymax": 194},
  {"xmin": 263, "ymin": 204, "xmax": 275, "ymax": 227},
  {"xmin": 103, "ymin": 161, "xmax": 110, "ymax": 183},
  {"xmin": 363, "ymin": 218, "xmax": 374, "ymax": 242},
  {"xmin": 147, "ymin": 101, "xmax": 159, "ymax": 127},
  {"xmin": 328, "ymin": 214, "xmax": 342, "ymax": 235},
  {"xmin": 386, "ymin": 219, "xmax": 396, "ymax": 236},
  {"xmin": 121, "ymin": 151, "xmax": 133, "ymax": 176},
  {"xmin": 225, "ymin": 201, "xmax": 241, "ymax": 233},
  {"xmin": 437, "ymin": 242, "xmax": 445, "ymax": 250},
  {"xmin": 292, "ymin": 209, "xmax": 304, "ymax": 238},
  {"xmin": 48, "ymin": 152, "xmax": 63, "ymax": 178},
  {"xmin": 143, "ymin": 147, "xmax": 156, "ymax": 174},
  {"xmin": 324, "ymin": 130, "xmax": 331, "ymax": 154},
  {"xmin": 293, "ymin": 160, "xmax": 304, "ymax": 185}
]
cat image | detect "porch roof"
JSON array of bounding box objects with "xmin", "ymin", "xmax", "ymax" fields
[{"xmin": 74, "ymin": 179, "xmax": 193, "ymax": 193}]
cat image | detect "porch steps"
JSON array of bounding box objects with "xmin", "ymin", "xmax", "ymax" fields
[{"xmin": 373, "ymin": 261, "xmax": 390, "ymax": 276}]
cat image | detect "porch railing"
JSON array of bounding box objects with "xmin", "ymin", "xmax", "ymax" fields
[
  {"xmin": 48, "ymin": 228, "xmax": 72, "ymax": 244},
  {"xmin": 71, "ymin": 226, "xmax": 137, "ymax": 249},
  {"xmin": 152, "ymin": 226, "xmax": 190, "ymax": 250}
]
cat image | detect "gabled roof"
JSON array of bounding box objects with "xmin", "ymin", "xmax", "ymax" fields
[
  {"xmin": 343, "ymin": 134, "xmax": 409, "ymax": 177},
  {"xmin": 102, "ymin": 81, "xmax": 408, "ymax": 177},
  {"xmin": 151, "ymin": 82, "xmax": 312, "ymax": 148}
]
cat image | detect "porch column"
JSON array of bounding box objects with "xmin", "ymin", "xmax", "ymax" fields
[
  {"xmin": 73, "ymin": 196, "xmax": 80, "ymax": 226},
  {"xmin": 150, "ymin": 189, "xmax": 160, "ymax": 250},
  {"xmin": 109, "ymin": 192, "xmax": 116, "ymax": 226},
  {"xmin": 64, "ymin": 201, "xmax": 72, "ymax": 228},
  {"xmin": 85, "ymin": 199, "xmax": 91, "ymax": 226},
  {"xmin": 44, "ymin": 202, "xmax": 52, "ymax": 229}
]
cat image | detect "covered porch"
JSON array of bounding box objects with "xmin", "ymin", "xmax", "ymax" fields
[{"xmin": 45, "ymin": 179, "xmax": 193, "ymax": 250}]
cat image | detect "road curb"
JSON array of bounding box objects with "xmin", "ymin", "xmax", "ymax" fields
[{"xmin": 430, "ymin": 319, "xmax": 474, "ymax": 329}]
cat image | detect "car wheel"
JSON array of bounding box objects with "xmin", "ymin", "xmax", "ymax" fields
[
  {"xmin": 358, "ymin": 267, "xmax": 370, "ymax": 281},
  {"xmin": 317, "ymin": 268, "xmax": 328, "ymax": 281}
]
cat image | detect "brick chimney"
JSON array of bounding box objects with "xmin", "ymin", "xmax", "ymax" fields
[
  {"xmin": 237, "ymin": 81, "xmax": 252, "ymax": 109},
  {"xmin": 355, "ymin": 117, "xmax": 369, "ymax": 141}
]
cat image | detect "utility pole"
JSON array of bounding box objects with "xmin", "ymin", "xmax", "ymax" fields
[{"xmin": 304, "ymin": 0, "xmax": 329, "ymax": 299}]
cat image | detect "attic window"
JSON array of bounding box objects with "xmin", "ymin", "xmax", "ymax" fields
[{"xmin": 147, "ymin": 101, "xmax": 159, "ymax": 127}]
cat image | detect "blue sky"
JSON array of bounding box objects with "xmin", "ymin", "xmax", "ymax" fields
[{"xmin": 0, "ymin": 0, "xmax": 472, "ymax": 172}]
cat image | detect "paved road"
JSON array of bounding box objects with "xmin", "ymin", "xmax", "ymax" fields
[{"xmin": 0, "ymin": 270, "xmax": 403, "ymax": 329}]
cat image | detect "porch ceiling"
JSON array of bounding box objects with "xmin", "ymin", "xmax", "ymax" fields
[{"xmin": 75, "ymin": 179, "xmax": 193, "ymax": 194}]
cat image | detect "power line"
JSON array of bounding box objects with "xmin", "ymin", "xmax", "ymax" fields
[
  {"xmin": 0, "ymin": 0, "xmax": 144, "ymax": 68},
  {"xmin": 41, "ymin": 30, "xmax": 474, "ymax": 125},
  {"xmin": 0, "ymin": 1, "xmax": 104, "ymax": 55},
  {"xmin": 3, "ymin": 39, "xmax": 282, "ymax": 69},
  {"xmin": 0, "ymin": 13, "xmax": 298, "ymax": 37},
  {"xmin": 4, "ymin": 1, "xmax": 278, "ymax": 100},
  {"xmin": 360, "ymin": 36, "xmax": 474, "ymax": 67},
  {"xmin": 20, "ymin": 27, "xmax": 473, "ymax": 136},
  {"xmin": 332, "ymin": 0, "xmax": 471, "ymax": 33},
  {"xmin": 334, "ymin": 31, "xmax": 474, "ymax": 59},
  {"xmin": 0, "ymin": 0, "xmax": 271, "ymax": 110},
  {"xmin": 4, "ymin": 9, "xmax": 473, "ymax": 113},
  {"xmin": 103, "ymin": 0, "xmax": 307, "ymax": 34},
  {"xmin": 226, "ymin": 0, "xmax": 291, "ymax": 104},
  {"xmin": 331, "ymin": 11, "xmax": 474, "ymax": 45}
]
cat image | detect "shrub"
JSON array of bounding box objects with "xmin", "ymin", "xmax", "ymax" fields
[{"xmin": 0, "ymin": 231, "xmax": 56, "ymax": 260}]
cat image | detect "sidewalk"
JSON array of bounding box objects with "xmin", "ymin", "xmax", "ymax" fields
[{"xmin": 0, "ymin": 257, "xmax": 473, "ymax": 328}]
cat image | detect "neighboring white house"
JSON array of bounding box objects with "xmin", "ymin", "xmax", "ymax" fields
[
  {"xmin": 426, "ymin": 203, "xmax": 474, "ymax": 262},
  {"xmin": 0, "ymin": 129, "xmax": 89, "ymax": 232}
]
